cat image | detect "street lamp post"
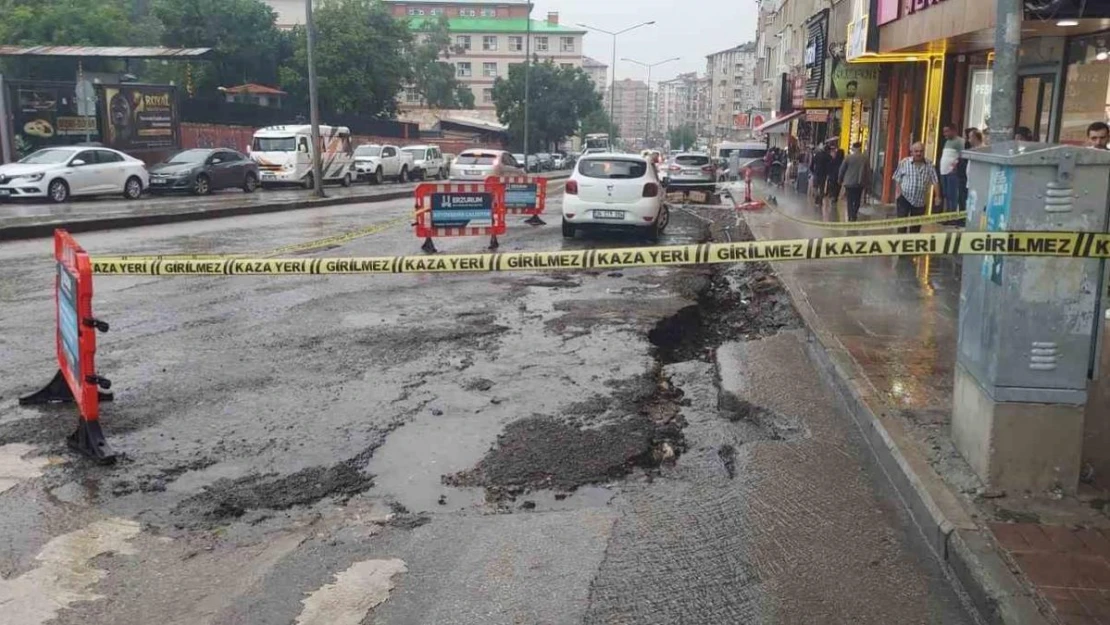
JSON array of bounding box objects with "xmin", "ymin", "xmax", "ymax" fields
[
  {"xmin": 622, "ymin": 56, "xmax": 679, "ymax": 147},
  {"xmin": 305, "ymin": 0, "xmax": 325, "ymax": 198},
  {"xmin": 576, "ymin": 20, "xmax": 656, "ymax": 147}
]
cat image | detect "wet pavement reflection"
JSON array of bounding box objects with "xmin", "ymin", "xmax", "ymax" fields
[{"xmin": 745, "ymin": 184, "xmax": 960, "ymax": 423}]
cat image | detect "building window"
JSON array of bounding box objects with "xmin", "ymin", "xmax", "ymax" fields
[
  {"xmin": 561, "ymin": 37, "xmax": 575, "ymax": 53},
  {"xmin": 428, "ymin": 8, "xmax": 443, "ymax": 15},
  {"xmin": 535, "ymin": 37, "xmax": 548, "ymax": 52},
  {"xmin": 456, "ymin": 35, "xmax": 471, "ymax": 50},
  {"xmin": 459, "ymin": 8, "xmax": 476, "ymax": 17},
  {"xmin": 483, "ymin": 88, "xmax": 494, "ymax": 103},
  {"xmin": 405, "ymin": 89, "xmax": 422, "ymax": 104},
  {"xmin": 408, "ymin": 8, "xmax": 425, "ymax": 15},
  {"xmin": 560, "ymin": 63, "xmax": 573, "ymax": 70},
  {"xmin": 483, "ymin": 62, "xmax": 498, "ymax": 77},
  {"xmin": 508, "ymin": 36, "xmax": 523, "ymax": 52},
  {"xmin": 480, "ymin": 8, "xmax": 496, "ymax": 17},
  {"xmin": 457, "ymin": 62, "xmax": 472, "ymax": 77},
  {"xmin": 483, "ymin": 36, "xmax": 498, "ymax": 51}
]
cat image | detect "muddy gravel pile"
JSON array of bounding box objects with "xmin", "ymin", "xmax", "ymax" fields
[{"xmin": 443, "ymin": 413, "xmax": 682, "ymax": 499}]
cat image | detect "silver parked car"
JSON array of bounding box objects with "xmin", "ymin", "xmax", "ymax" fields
[
  {"xmin": 449, "ymin": 149, "xmax": 525, "ymax": 181},
  {"xmin": 662, "ymin": 153, "xmax": 717, "ymax": 193}
]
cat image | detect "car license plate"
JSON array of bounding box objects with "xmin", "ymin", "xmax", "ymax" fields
[
  {"xmin": 594, "ymin": 210, "xmax": 623, "ymax": 220},
  {"xmin": 151, "ymin": 178, "xmax": 166, "ymax": 185},
  {"xmin": 683, "ymin": 169, "xmax": 699, "ymax": 175},
  {"xmin": 466, "ymin": 170, "xmax": 481, "ymax": 175},
  {"xmin": 0, "ymin": 189, "xmax": 9, "ymax": 196},
  {"xmin": 262, "ymin": 173, "xmax": 276, "ymax": 180}
]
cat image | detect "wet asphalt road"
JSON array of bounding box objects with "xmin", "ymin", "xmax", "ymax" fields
[{"xmin": 0, "ymin": 186, "xmax": 977, "ymax": 624}]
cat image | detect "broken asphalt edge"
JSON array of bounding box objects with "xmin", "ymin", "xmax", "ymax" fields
[
  {"xmin": 0, "ymin": 174, "xmax": 570, "ymax": 242},
  {"xmin": 762, "ymin": 255, "xmax": 1050, "ymax": 625}
]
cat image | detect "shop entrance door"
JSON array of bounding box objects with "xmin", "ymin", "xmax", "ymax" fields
[{"xmin": 1017, "ymin": 73, "xmax": 1056, "ymax": 142}]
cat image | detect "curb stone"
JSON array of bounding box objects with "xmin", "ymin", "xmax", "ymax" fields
[
  {"xmin": 0, "ymin": 174, "xmax": 570, "ymax": 242},
  {"xmin": 766, "ymin": 248, "xmax": 1050, "ymax": 625}
]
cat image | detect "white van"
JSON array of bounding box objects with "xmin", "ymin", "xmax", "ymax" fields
[
  {"xmin": 250, "ymin": 125, "xmax": 355, "ymax": 189},
  {"xmin": 715, "ymin": 141, "xmax": 769, "ymax": 180}
]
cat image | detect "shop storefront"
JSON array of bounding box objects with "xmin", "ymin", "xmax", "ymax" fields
[{"xmin": 1060, "ymin": 32, "xmax": 1110, "ymax": 145}]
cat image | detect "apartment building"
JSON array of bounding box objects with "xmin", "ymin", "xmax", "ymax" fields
[
  {"xmin": 705, "ymin": 42, "xmax": 759, "ymax": 141},
  {"xmin": 386, "ymin": 0, "xmax": 586, "ymax": 112},
  {"xmin": 611, "ymin": 78, "xmax": 649, "ymax": 141},
  {"xmin": 266, "ymin": 0, "xmax": 302, "ymax": 29},
  {"xmin": 581, "ymin": 56, "xmax": 609, "ymax": 94},
  {"xmin": 658, "ymin": 72, "xmax": 707, "ymax": 135}
]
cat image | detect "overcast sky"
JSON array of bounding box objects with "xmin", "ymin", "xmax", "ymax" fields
[{"xmin": 533, "ymin": 0, "xmax": 760, "ymax": 83}]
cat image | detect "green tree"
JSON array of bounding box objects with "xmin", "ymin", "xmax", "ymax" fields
[
  {"xmin": 668, "ymin": 124, "xmax": 697, "ymax": 151},
  {"xmin": 0, "ymin": 0, "xmax": 161, "ymax": 79},
  {"xmin": 152, "ymin": 0, "xmax": 288, "ymax": 93},
  {"xmin": 407, "ymin": 15, "xmax": 472, "ymax": 109},
  {"xmin": 492, "ymin": 59, "xmax": 601, "ymax": 151},
  {"xmin": 279, "ymin": 0, "xmax": 412, "ymax": 118},
  {"xmin": 580, "ymin": 108, "xmax": 618, "ymax": 139}
]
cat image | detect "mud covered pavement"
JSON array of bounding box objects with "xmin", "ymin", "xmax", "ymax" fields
[{"xmin": 0, "ymin": 192, "xmax": 976, "ymax": 624}]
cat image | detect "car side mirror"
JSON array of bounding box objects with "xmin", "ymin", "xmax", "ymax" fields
[{"xmin": 70, "ymin": 159, "xmax": 86, "ymax": 167}]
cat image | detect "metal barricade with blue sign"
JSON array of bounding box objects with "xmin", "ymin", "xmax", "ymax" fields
[
  {"xmin": 19, "ymin": 230, "xmax": 115, "ymax": 463},
  {"xmin": 487, "ymin": 175, "xmax": 548, "ymax": 226},
  {"xmin": 414, "ymin": 182, "xmax": 507, "ymax": 253}
]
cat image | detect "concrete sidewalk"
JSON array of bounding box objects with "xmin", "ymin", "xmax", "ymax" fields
[
  {"xmin": 0, "ymin": 174, "xmax": 569, "ymax": 241},
  {"xmin": 744, "ymin": 181, "xmax": 1110, "ymax": 625}
]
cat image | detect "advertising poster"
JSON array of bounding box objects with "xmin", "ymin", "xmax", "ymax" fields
[
  {"xmin": 828, "ymin": 61, "xmax": 879, "ymax": 101},
  {"xmin": 11, "ymin": 84, "xmax": 100, "ymax": 151},
  {"xmin": 57, "ymin": 264, "xmax": 81, "ymax": 386},
  {"xmin": 430, "ymin": 192, "xmax": 494, "ymax": 228},
  {"xmin": 99, "ymin": 85, "xmax": 179, "ymax": 151}
]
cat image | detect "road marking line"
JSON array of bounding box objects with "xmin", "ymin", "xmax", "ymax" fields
[
  {"xmin": 0, "ymin": 518, "xmax": 140, "ymax": 624},
  {"xmin": 295, "ymin": 558, "xmax": 407, "ymax": 625}
]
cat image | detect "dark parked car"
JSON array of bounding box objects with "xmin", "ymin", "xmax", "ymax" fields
[{"xmin": 148, "ymin": 148, "xmax": 260, "ymax": 195}]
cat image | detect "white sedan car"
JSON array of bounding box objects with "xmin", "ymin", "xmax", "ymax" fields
[
  {"xmin": 0, "ymin": 146, "xmax": 149, "ymax": 203},
  {"xmin": 561, "ymin": 153, "xmax": 669, "ymax": 242}
]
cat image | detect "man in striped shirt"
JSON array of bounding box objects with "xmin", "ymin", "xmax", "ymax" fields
[{"xmin": 892, "ymin": 142, "xmax": 939, "ymax": 233}]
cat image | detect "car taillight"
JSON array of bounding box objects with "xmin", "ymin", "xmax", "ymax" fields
[
  {"xmin": 702, "ymin": 165, "xmax": 715, "ymax": 174},
  {"xmin": 566, "ymin": 180, "xmax": 578, "ymax": 195},
  {"xmin": 643, "ymin": 182, "xmax": 659, "ymax": 197}
]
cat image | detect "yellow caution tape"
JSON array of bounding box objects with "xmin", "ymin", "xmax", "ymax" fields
[
  {"xmin": 719, "ymin": 184, "xmax": 965, "ymax": 230},
  {"xmin": 90, "ymin": 231, "xmax": 1110, "ymax": 276},
  {"xmin": 109, "ymin": 217, "xmax": 408, "ymax": 261}
]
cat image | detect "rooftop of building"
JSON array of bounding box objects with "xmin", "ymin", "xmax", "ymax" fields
[
  {"xmin": 705, "ymin": 41, "xmax": 757, "ymax": 58},
  {"xmin": 406, "ymin": 16, "xmax": 586, "ymax": 33},
  {"xmin": 582, "ymin": 56, "xmax": 608, "ymax": 68}
]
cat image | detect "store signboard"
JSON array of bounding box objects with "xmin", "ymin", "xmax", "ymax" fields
[
  {"xmin": 847, "ymin": 16, "xmax": 869, "ymax": 61},
  {"xmin": 877, "ymin": 0, "xmax": 900, "ymax": 25}
]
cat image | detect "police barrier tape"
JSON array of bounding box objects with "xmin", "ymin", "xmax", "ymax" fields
[
  {"xmin": 719, "ymin": 184, "xmax": 967, "ymax": 231},
  {"xmin": 108, "ymin": 217, "xmax": 409, "ymax": 261},
  {"xmin": 90, "ymin": 231, "xmax": 1110, "ymax": 276}
]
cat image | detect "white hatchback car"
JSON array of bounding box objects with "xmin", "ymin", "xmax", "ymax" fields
[
  {"xmin": 449, "ymin": 149, "xmax": 525, "ymax": 181},
  {"xmin": 561, "ymin": 153, "xmax": 669, "ymax": 242},
  {"xmin": 0, "ymin": 146, "xmax": 149, "ymax": 203}
]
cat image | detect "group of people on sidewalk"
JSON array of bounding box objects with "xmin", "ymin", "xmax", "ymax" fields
[{"xmin": 806, "ymin": 120, "xmax": 1110, "ymax": 229}]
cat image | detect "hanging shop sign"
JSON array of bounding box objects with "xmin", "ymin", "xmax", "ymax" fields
[
  {"xmin": 904, "ymin": 0, "xmax": 950, "ymax": 15},
  {"xmin": 877, "ymin": 0, "xmax": 900, "ymax": 25},
  {"xmin": 828, "ymin": 61, "xmax": 880, "ymax": 100}
]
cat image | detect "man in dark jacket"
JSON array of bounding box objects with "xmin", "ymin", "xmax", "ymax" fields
[
  {"xmin": 838, "ymin": 142, "xmax": 870, "ymax": 221},
  {"xmin": 809, "ymin": 144, "xmax": 831, "ymax": 208}
]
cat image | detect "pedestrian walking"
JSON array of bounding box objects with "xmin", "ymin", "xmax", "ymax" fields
[
  {"xmin": 826, "ymin": 143, "xmax": 844, "ymax": 214},
  {"xmin": 809, "ymin": 143, "xmax": 831, "ymax": 209},
  {"xmin": 939, "ymin": 125, "xmax": 964, "ymax": 214},
  {"xmin": 839, "ymin": 142, "xmax": 870, "ymax": 222},
  {"xmin": 892, "ymin": 142, "xmax": 939, "ymax": 234},
  {"xmin": 1088, "ymin": 121, "xmax": 1109, "ymax": 150}
]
